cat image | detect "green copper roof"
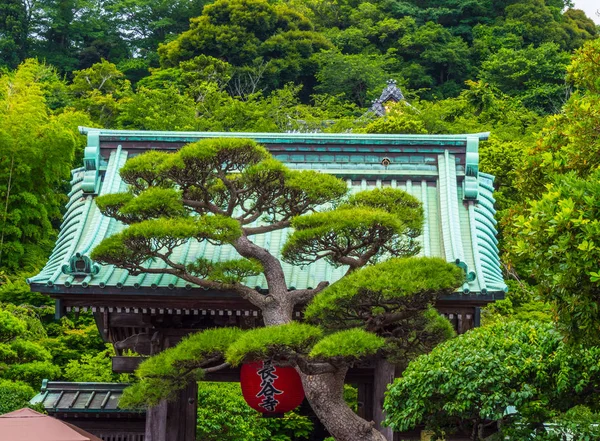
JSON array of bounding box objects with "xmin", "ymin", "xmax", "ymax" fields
[
  {"xmin": 28, "ymin": 129, "xmax": 506, "ymax": 296},
  {"xmin": 30, "ymin": 380, "xmax": 137, "ymax": 414}
]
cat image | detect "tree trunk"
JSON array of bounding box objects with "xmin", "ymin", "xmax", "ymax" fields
[
  {"xmin": 299, "ymin": 369, "xmax": 387, "ymax": 441},
  {"xmin": 261, "ymin": 300, "xmax": 294, "ymax": 326}
]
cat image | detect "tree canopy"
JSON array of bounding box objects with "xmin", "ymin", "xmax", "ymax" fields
[{"xmin": 385, "ymin": 320, "xmax": 600, "ymax": 440}]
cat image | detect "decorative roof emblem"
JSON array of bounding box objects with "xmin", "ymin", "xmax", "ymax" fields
[
  {"xmin": 370, "ymin": 79, "xmax": 406, "ymax": 116},
  {"xmin": 61, "ymin": 253, "xmax": 100, "ymax": 276}
]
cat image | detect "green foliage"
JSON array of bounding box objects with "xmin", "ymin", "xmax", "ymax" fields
[
  {"xmin": 516, "ymin": 39, "xmax": 600, "ymax": 200},
  {"xmin": 91, "ymin": 215, "xmax": 242, "ymax": 269},
  {"xmin": 308, "ymin": 329, "xmax": 385, "ymax": 360},
  {"xmin": 0, "ymin": 303, "xmax": 64, "ymax": 388},
  {"xmin": 196, "ymin": 382, "xmax": 312, "ymax": 441},
  {"xmin": 482, "ymin": 280, "xmax": 552, "ymax": 325},
  {"xmin": 362, "ymin": 108, "xmax": 428, "ymax": 134},
  {"xmin": 305, "ymin": 258, "xmax": 464, "ymax": 328},
  {"xmin": 479, "ymin": 43, "xmax": 571, "ymax": 114},
  {"xmin": 0, "ymin": 59, "xmax": 90, "ymax": 273},
  {"xmin": 122, "ymin": 327, "xmax": 243, "ymax": 407},
  {"xmin": 117, "ymin": 86, "xmax": 198, "ymax": 130},
  {"xmin": 283, "ymin": 199, "xmax": 422, "ymax": 269},
  {"xmin": 508, "ymin": 170, "xmax": 600, "ymax": 344},
  {"xmin": 567, "ymin": 38, "xmax": 600, "ymax": 94},
  {"xmin": 313, "ymin": 50, "xmax": 397, "ymax": 107},
  {"xmin": 63, "ymin": 347, "xmax": 130, "ymax": 382},
  {"xmin": 70, "ymin": 60, "xmax": 131, "ymax": 127},
  {"xmin": 384, "ymin": 320, "xmax": 600, "ymax": 439},
  {"xmin": 4, "ymin": 360, "xmax": 61, "ymax": 388},
  {"xmin": 0, "ymin": 379, "xmax": 37, "ymax": 414},
  {"xmin": 226, "ymin": 323, "xmax": 322, "ymax": 366},
  {"xmin": 43, "ymin": 317, "xmax": 106, "ymax": 369},
  {"xmin": 187, "ymin": 258, "xmax": 263, "ymax": 284},
  {"xmin": 0, "ymin": 272, "xmax": 52, "ymax": 306}
]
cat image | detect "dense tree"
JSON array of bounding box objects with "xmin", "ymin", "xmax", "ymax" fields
[
  {"xmin": 508, "ymin": 171, "xmax": 600, "ymax": 345},
  {"xmin": 195, "ymin": 382, "xmax": 313, "ymax": 441},
  {"xmin": 0, "ymin": 59, "xmax": 90, "ymax": 272},
  {"xmin": 479, "ymin": 43, "xmax": 571, "ymax": 114},
  {"xmin": 0, "ymin": 0, "xmax": 29, "ymax": 69},
  {"xmin": 89, "ymin": 138, "xmax": 463, "ymax": 441},
  {"xmin": 0, "ymin": 303, "xmax": 60, "ymax": 388},
  {"xmin": 107, "ymin": 0, "xmax": 210, "ymax": 62},
  {"xmin": 313, "ymin": 50, "xmax": 397, "ymax": 107},
  {"xmin": 385, "ymin": 320, "xmax": 600, "ymax": 440},
  {"xmin": 504, "ymin": 40, "xmax": 600, "ymax": 344}
]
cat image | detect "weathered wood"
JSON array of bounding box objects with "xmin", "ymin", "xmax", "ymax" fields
[
  {"xmin": 112, "ymin": 356, "xmax": 143, "ymax": 373},
  {"xmin": 356, "ymin": 382, "xmax": 373, "ymax": 422},
  {"xmin": 144, "ymin": 381, "xmax": 197, "ymax": 441},
  {"xmin": 373, "ymin": 360, "xmax": 395, "ymax": 441}
]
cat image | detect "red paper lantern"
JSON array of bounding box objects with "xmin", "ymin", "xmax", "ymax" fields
[{"xmin": 240, "ymin": 361, "xmax": 305, "ymax": 414}]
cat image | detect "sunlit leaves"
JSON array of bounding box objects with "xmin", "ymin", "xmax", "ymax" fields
[
  {"xmin": 305, "ymin": 257, "xmax": 463, "ymax": 329},
  {"xmin": 225, "ymin": 323, "xmax": 322, "ymax": 366},
  {"xmin": 282, "ymin": 189, "xmax": 424, "ymax": 268},
  {"xmin": 308, "ymin": 329, "xmax": 385, "ymax": 360},
  {"xmin": 507, "ymin": 170, "xmax": 600, "ymax": 344},
  {"xmin": 384, "ymin": 320, "xmax": 600, "ymax": 438},
  {"xmin": 122, "ymin": 327, "xmax": 244, "ymax": 407}
]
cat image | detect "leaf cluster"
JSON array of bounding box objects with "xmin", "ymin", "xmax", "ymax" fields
[
  {"xmin": 282, "ymin": 188, "xmax": 423, "ymax": 269},
  {"xmin": 386, "ymin": 320, "xmax": 600, "ymax": 440}
]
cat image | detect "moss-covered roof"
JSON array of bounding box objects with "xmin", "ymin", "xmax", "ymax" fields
[{"xmin": 28, "ymin": 128, "xmax": 506, "ymax": 297}]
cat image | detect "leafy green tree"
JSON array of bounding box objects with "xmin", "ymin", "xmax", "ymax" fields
[
  {"xmin": 117, "ymin": 86, "xmax": 197, "ymax": 131},
  {"xmin": 0, "ymin": 379, "xmax": 39, "ymax": 414},
  {"xmin": 70, "ymin": 59, "xmax": 132, "ymax": 127},
  {"xmin": 0, "ymin": 303, "xmax": 60, "ymax": 388},
  {"xmin": 32, "ymin": 0, "xmax": 129, "ymax": 73},
  {"xmin": 313, "ymin": 50, "xmax": 396, "ymax": 107},
  {"xmin": 516, "ymin": 38, "xmax": 600, "ymax": 199},
  {"xmin": 0, "ymin": 0, "xmax": 29, "ymax": 69},
  {"xmin": 157, "ymin": 0, "xmax": 328, "ymax": 97},
  {"xmin": 508, "ymin": 170, "xmax": 600, "ymax": 345},
  {"xmin": 90, "ymin": 138, "xmax": 464, "ymax": 441},
  {"xmin": 0, "ymin": 59, "xmax": 90, "ymax": 273},
  {"xmin": 362, "ymin": 102, "xmax": 427, "ymax": 134},
  {"xmin": 479, "ymin": 43, "xmax": 570, "ymax": 114},
  {"xmin": 63, "ymin": 346, "xmax": 131, "ymax": 382},
  {"xmin": 385, "ymin": 320, "xmax": 600, "ymax": 440},
  {"xmin": 502, "ymin": 40, "xmax": 600, "ymax": 345},
  {"xmin": 158, "ymin": 0, "xmax": 314, "ymax": 67},
  {"xmin": 107, "ymin": 0, "xmax": 211, "ymax": 65},
  {"xmin": 396, "ymin": 21, "xmax": 471, "ymax": 96},
  {"xmin": 195, "ymin": 382, "xmax": 312, "ymax": 441},
  {"xmin": 43, "ymin": 316, "xmax": 106, "ymax": 369},
  {"xmin": 0, "ymin": 271, "xmax": 53, "ymax": 306}
]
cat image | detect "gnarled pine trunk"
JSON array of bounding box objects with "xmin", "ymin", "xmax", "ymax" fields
[{"xmin": 299, "ymin": 368, "xmax": 387, "ymax": 441}]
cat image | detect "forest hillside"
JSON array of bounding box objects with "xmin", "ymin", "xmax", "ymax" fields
[{"xmin": 1, "ymin": 0, "xmax": 599, "ymax": 439}]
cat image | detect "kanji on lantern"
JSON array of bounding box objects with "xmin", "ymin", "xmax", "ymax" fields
[{"xmin": 240, "ymin": 361, "xmax": 305, "ymax": 414}]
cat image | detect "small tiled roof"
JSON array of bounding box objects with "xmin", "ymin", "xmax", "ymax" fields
[
  {"xmin": 30, "ymin": 380, "xmax": 136, "ymax": 414},
  {"xmin": 28, "ymin": 129, "xmax": 506, "ymax": 297}
]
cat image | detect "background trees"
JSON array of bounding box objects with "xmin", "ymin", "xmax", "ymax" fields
[{"xmin": 0, "ymin": 0, "xmax": 598, "ymax": 439}]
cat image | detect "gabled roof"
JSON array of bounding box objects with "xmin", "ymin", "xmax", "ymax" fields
[
  {"xmin": 30, "ymin": 380, "xmax": 135, "ymax": 414},
  {"xmin": 28, "ymin": 129, "xmax": 506, "ymax": 298}
]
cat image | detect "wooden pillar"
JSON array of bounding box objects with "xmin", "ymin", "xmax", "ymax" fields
[
  {"xmin": 145, "ymin": 381, "xmax": 197, "ymax": 441},
  {"xmin": 373, "ymin": 360, "xmax": 395, "ymax": 441},
  {"xmin": 356, "ymin": 381, "xmax": 373, "ymax": 422}
]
